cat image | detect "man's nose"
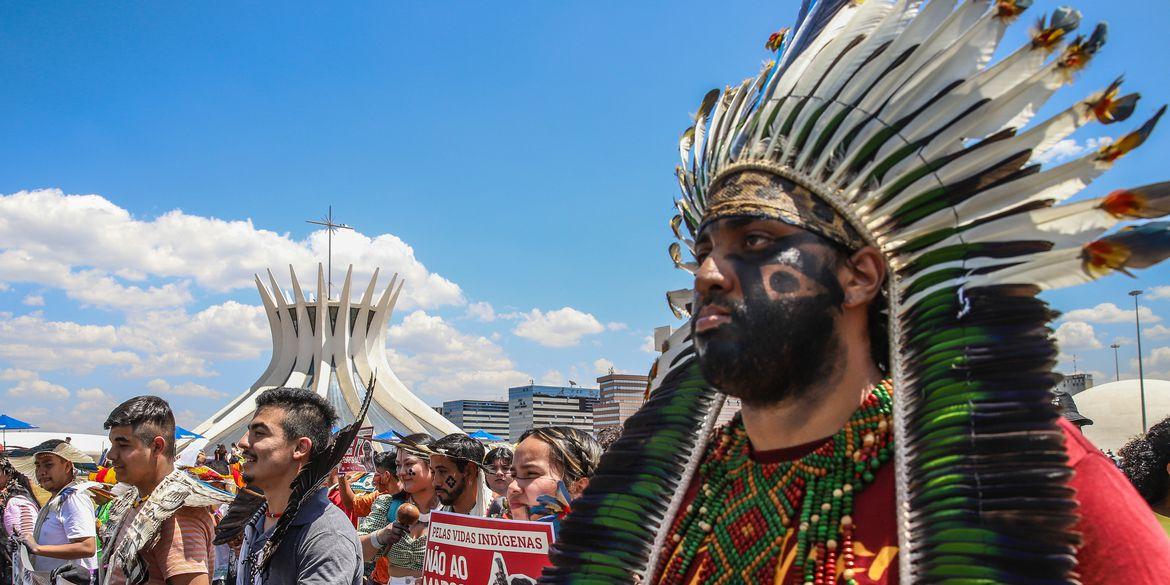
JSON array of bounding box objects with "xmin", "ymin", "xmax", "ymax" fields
[{"xmin": 694, "ymin": 252, "xmax": 733, "ymax": 298}]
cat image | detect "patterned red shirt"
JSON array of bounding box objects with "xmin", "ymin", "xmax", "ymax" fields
[{"xmin": 656, "ymin": 417, "xmax": 1170, "ymax": 584}]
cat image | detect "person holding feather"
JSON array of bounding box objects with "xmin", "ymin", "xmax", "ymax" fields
[
  {"xmin": 232, "ymin": 388, "xmax": 363, "ymax": 585},
  {"xmin": 545, "ymin": 1, "xmax": 1170, "ymax": 584}
]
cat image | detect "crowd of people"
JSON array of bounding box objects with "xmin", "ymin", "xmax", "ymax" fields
[{"xmin": 0, "ymin": 388, "xmax": 604, "ymax": 585}]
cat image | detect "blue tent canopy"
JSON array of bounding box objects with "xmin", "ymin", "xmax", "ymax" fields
[
  {"xmin": 175, "ymin": 426, "xmax": 204, "ymax": 440},
  {"xmin": 372, "ymin": 430, "xmax": 399, "ymax": 442},
  {"xmin": 469, "ymin": 429, "xmax": 503, "ymax": 442},
  {"xmin": 0, "ymin": 414, "xmax": 36, "ymax": 431},
  {"xmin": 0, "ymin": 414, "xmax": 38, "ymax": 449}
]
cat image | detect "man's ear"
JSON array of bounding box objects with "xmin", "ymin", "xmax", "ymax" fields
[
  {"xmin": 293, "ymin": 437, "xmax": 314, "ymax": 462},
  {"xmin": 152, "ymin": 435, "xmax": 167, "ymax": 457},
  {"xmin": 839, "ymin": 246, "xmax": 886, "ymax": 309}
]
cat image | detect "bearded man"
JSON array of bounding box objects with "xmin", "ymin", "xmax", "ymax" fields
[
  {"xmin": 428, "ymin": 433, "xmax": 490, "ymax": 516},
  {"xmin": 545, "ymin": 1, "xmax": 1170, "ymax": 583}
]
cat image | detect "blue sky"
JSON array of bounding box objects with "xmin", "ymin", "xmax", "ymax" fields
[{"xmin": 1, "ymin": 1, "xmax": 1169, "ymax": 433}]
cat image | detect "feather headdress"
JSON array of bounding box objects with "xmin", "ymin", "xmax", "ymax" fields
[{"xmin": 545, "ymin": 1, "xmax": 1170, "ymax": 583}]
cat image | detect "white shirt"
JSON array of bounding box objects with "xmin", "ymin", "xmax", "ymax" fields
[{"xmin": 33, "ymin": 485, "xmax": 98, "ymax": 573}]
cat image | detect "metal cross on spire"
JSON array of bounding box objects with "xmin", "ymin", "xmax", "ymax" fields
[{"xmin": 306, "ymin": 205, "xmax": 354, "ymax": 300}]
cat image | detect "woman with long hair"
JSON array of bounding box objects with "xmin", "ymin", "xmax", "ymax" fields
[
  {"xmin": 507, "ymin": 426, "xmax": 601, "ymax": 524},
  {"xmin": 0, "ymin": 457, "xmax": 40, "ymax": 585},
  {"xmin": 359, "ymin": 433, "xmax": 439, "ymax": 585}
]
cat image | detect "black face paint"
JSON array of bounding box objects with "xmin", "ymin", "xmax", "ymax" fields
[
  {"xmin": 436, "ymin": 472, "xmax": 467, "ymax": 505},
  {"xmin": 769, "ymin": 271, "xmax": 801, "ymax": 293},
  {"xmin": 693, "ymin": 228, "xmax": 845, "ymax": 406}
]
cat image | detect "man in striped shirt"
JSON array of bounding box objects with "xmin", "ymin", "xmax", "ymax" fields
[{"xmin": 101, "ymin": 396, "xmax": 217, "ymax": 585}]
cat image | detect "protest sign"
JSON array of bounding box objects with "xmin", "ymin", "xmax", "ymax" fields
[
  {"xmin": 422, "ymin": 510, "xmax": 555, "ymax": 585},
  {"xmin": 339, "ymin": 425, "xmax": 373, "ymax": 472}
]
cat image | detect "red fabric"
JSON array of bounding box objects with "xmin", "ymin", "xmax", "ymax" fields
[
  {"xmin": 327, "ymin": 487, "xmax": 360, "ymax": 528},
  {"xmin": 1058, "ymin": 418, "xmax": 1170, "ymax": 584},
  {"xmin": 659, "ymin": 434, "xmax": 898, "ymax": 584}
]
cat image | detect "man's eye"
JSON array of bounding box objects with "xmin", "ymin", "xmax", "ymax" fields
[{"xmin": 744, "ymin": 234, "xmax": 772, "ymax": 248}]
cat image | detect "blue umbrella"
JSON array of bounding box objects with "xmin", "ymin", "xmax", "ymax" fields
[
  {"xmin": 0, "ymin": 414, "xmax": 37, "ymax": 450},
  {"xmin": 469, "ymin": 429, "xmax": 503, "ymax": 442},
  {"xmin": 372, "ymin": 430, "xmax": 400, "ymax": 442},
  {"xmin": 174, "ymin": 426, "xmax": 204, "ymax": 440}
]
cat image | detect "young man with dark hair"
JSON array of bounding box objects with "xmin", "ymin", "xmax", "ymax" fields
[
  {"xmin": 235, "ymin": 387, "xmax": 362, "ymax": 585},
  {"xmin": 428, "ymin": 434, "xmax": 488, "ymax": 516},
  {"xmin": 99, "ymin": 395, "xmax": 231, "ymax": 585}
]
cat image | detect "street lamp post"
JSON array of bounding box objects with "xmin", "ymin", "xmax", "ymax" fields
[
  {"xmin": 1110, "ymin": 343, "xmax": 1121, "ymax": 382},
  {"xmin": 1129, "ymin": 290, "xmax": 1147, "ymax": 432}
]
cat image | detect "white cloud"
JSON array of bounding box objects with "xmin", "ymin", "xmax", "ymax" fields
[
  {"xmin": 146, "ymin": 378, "xmax": 229, "ymax": 399},
  {"xmin": 539, "ymin": 369, "xmax": 564, "ymax": 386},
  {"xmin": 2, "ymin": 368, "xmax": 70, "ymax": 399},
  {"xmin": 1032, "ymin": 136, "xmax": 1113, "ymax": 165},
  {"xmin": 21, "ymin": 295, "xmax": 44, "ymax": 307},
  {"xmin": 125, "ymin": 353, "xmax": 217, "ymax": 378},
  {"xmin": 1054, "ymin": 321, "xmax": 1103, "ymax": 350},
  {"xmin": 387, "ymin": 310, "xmax": 530, "ymax": 402},
  {"xmin": 465, "ymin": 301, "xmax": 496, "ymax": 322},
  {"xmin": 119, "ymin": 301, "xmax": 269, "ymax": 362},
  {"xmin": 0, "ymin": 313, "xmax": 138, "ymax": 373},
  {"xmin": 606, "ymin": 322, "xmax": 628, "ymax": 331},
  {"xmin": 69, "ymin": 387, "xmax": 118, "ymax": 422},
  {"xmin": 512, "ymin": 307, "xmax": 605, "ymax": 348},
  {"xmin": 1063, "ymin": 302, "xmax": 1160, "ymax": 324},
  {"xmin": 641, "ymin": 336, "xmax": 657, "ymax": 354},
  {"xmin": 1147, "ymin": 347, "xmax": 1170, "ymax": 369},
  {"xmin": 0, "ymin": 250, "xmax": 193, "ymax": 310},
  {"xmin": 0, "ymin": 189, "xmax": 464, "ymax": 311},
  {"xmin": 1146, "ymin": 286, "xmax": 1170, "ymax": 300},
  {"xmin": 1129, "ymin": 347, "xmax": 1170, "ymax": 376},
  {"xmin": 1145, "ymin": 324, "xmax": 1170, "ymax": 339},
  {"xmin": 593, "ymin": 358, "xmax": 615, "ymax": 375}
]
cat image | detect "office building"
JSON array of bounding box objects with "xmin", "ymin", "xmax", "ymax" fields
[
  {"xmin": 442, "ymin": 400, "xmax": 510, "ymax": 441},
  {"xmin": 593, "ymin": 372, "xmax": 650, "ymax": 433},
  {"xmin": 1055, "ymin": 372, "xmax": 1093, "ymax": 396},
  {"xmin": 509, "ymin": 384, "xmax": 600, "ymax": 438}
]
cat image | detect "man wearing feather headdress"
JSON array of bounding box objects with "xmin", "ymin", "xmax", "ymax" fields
[
  {"xmin": 96, "ymin": 396, "xmax": 234, "ymax": 585},
  {"xmin": 232, "ymin": 388, "xmax": 363, "ymax": 585},
  {"xmin": 545, "ymin": 1, "xmax": 1170, "ymax": 584}
]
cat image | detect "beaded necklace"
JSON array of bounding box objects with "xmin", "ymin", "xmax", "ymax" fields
[{"xmin": 658, "ymin": 380, "xmax": 893, "ymax": 585}]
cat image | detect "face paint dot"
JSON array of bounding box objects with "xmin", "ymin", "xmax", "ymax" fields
[{"xmin": 770, "ymin": 271, "xmax": 801, "ymax": 293}]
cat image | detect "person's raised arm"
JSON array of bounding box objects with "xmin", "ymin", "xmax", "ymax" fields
[{"xmin": 337, "ymin": 472, "xmax": 358, "ymax": 512}]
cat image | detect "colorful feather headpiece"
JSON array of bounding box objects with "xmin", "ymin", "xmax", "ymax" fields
[{"xmin": 545, "ymin": 0, "xmax": 1170, "ymax": 583}]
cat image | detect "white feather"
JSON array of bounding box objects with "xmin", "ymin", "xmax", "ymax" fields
[{"xmin": 877, "ymin": 153, "xmax": 1106, "ymax": 247}]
